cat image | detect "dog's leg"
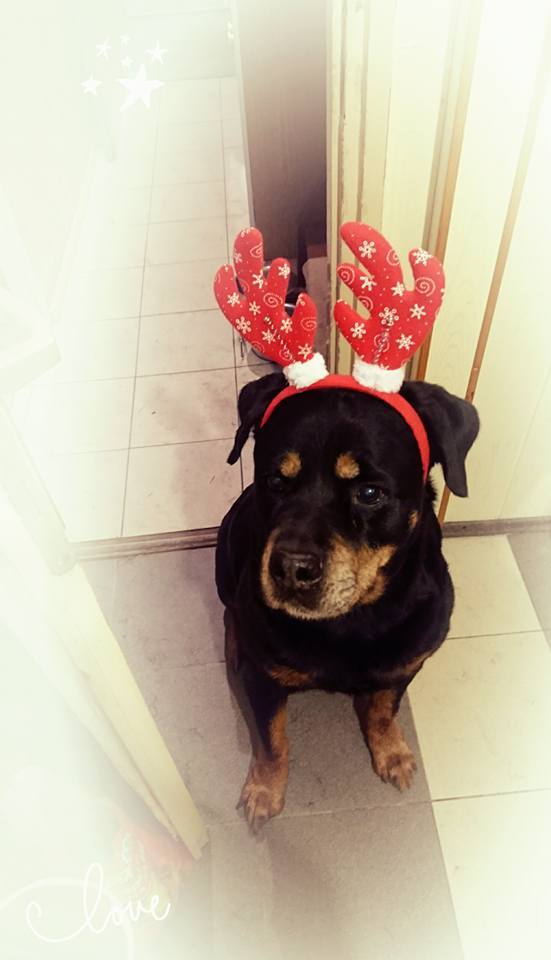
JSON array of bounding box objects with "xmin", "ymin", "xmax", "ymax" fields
[
  {"xmin": 353, "ymin": 685, "xmax": 417, "ymax": 791},
  {"xmin": 238, "ymin": 664, "xmax": 289, "ymax": 833}
]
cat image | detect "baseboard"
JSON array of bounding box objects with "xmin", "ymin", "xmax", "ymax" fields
[
  {"xmin": 74, "ymin": 527, "xmax": 219, "ymax": 561},
  {"xmin": 442, "ymin": 515, "xmax": 551, "ymax": 538},
  {"xmin": 73, "ymin": 515, "xmax": 551, "ymax": 562}
]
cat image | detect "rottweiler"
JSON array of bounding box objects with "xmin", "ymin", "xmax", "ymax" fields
[{"xmin": 215, "ymin": 371, "xmax": 479, "ymax": 832}]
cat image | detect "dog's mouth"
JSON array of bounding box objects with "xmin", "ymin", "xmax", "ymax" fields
[{"xmin": 260, "ymin": 530, "xmax": 395, "ymax": 620}]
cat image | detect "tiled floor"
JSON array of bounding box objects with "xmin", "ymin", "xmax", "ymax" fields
[
  {"xmin": 84, "ymin": 531, "xmax": 551, "ymax": 960},
  {"xmin": 11, "ymin": 4, "xmax": 270, "ymax": 541}
]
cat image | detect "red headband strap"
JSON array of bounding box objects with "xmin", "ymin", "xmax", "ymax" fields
[{"xmin": 260, "ymin": 374, "xmax": 430, "ymax": 480}]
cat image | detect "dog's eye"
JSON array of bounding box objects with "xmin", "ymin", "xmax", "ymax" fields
[
  {"xmin": 266, "ymin": 474, "xmax": 289, "ymax": 494},
  {"xmin": 355, "ymin": 484, "xmax": 383, "ymax": 506}
]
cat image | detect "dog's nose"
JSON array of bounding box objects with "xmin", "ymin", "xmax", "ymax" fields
[{"xmin": 270, "ymin": 549, "xmax": 323, "ymax": 591}]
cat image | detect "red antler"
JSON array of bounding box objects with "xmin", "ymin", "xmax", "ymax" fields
[
  {"xmin": 213, "ymin": 228, "xmax": 319, "ymax": 370},
  {"xmin": 334, "ymin": 223, "xmax": 445, "ymax": 391}
]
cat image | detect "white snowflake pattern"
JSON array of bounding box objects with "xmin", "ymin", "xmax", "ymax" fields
[
  {"xmin": 412, "ymin": 249, "xmax": 430, "ymax": 266},
  {"xmin": 262, "ymin": 329, "xmax": 276, "ymax": 343},
  {"xmin": 262, "ymin": 315, "xmax": 271, "ymax": 323},
  {"xmin": 391, "ymin": 282, "xmax": 405, "ymax": 297},
  {"xmin": 278, "ymin": 263, "xmax": 291, "ymax": 278},
  {"xmin": 409, "ymin": 303, "xmax": 426, "ymax": 320},
  {"xmin": 379, "ymin": 307, "xmax": 398, "ymax": 327},
  {"xmin": 234, "ymin": 251, "xmax": 242, "ymax": 264},
  {"xmin": 281, "ymin": 317, "xmax": 293, "ymax": 333},
  {"xmin": 351, "ymin": 321, "xmax": 366, "ymax": 339},
  {"xmin": 252, "ymin": 271, "xmax": 264, "ymax": 289},
  {"xmin": 360, "ymin": 272, "xmax": 377, "ymax": 291},
  {"xmin": 297, "ymin": 344, "xmax": 311, "ymax": 359},
  {"xmin": 227, "ymin": 292, "xmax": 240, "ymax": 307},
  {"xmin": 249, "ymin": 300, "xmax": 260, "ymax": 316},
  {"xmin": 359, "ymin": 239, "xmax": 376, "ymax": 260},
  {"xmin": 397, "ymin": 333, "xmax": 414, "ymax": 351},
  {"xmin": 236, "ymin": 316, "xmax": 251, "ymax": 334}
]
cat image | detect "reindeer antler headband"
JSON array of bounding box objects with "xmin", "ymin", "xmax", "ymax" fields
[{"xmin": 213, "ymin": 223, "xmax": 445, "ymax": 480}]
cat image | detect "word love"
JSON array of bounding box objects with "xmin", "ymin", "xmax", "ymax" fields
[{"xmin": 23, "ymin": 861, "xmax": 171, "ymax": 944}]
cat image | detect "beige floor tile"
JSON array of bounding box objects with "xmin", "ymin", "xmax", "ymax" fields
[
  {"xmin": 227, "ymin": 215, "xmax": 252, "ymax": 247},
  {"xmin": 23, "ymin": 379, "xmax": 134, "ymax": 455},
  {"xmin": 223, "ymin": 145, "xmax": 245, "ymax": 182},
  {"xmin": 222, "ymin": 114, "xmax": 243, "ymax": 150},
  {"xmin": 35, "ymin": 450, "xmax": 127, "ymax": 541},
  {"xmin": 444, "ymin": 535, "xmax": 541, "ymax": 637},
  {"xmin": 141, "ymin": 260, "xmax": 219, "ymax": 314},
  {"xmin": 131, "ymin": 369, "xmax": 237, "ymax": 445},
  {"xmin": 137, "ymin": 310, "xmax": 234, "ymax": 375},
  {"xmin": 146, "ymin": 218, "xmax": 227, "ymax": 265},
  {"xmin": 235, "ymin": 354, "xmax": 276, "ymax": 379},
  {"xmin": 64, "ymin": 268, "xmax": 143, "ymax": 322},
  {"xmin": 150, "ymin": 181, "xmax": 225, "ymax": 221},
  {"xmin": 409, "ymin": 631, "xmax": 551, "ymax": 798},
  {"xmin": 123, "ymin": 439, "xmax": 241, "ymax": 534},
  {"xmin": 434, "ymin": 791, "xmax": 551, "ymax": 960},
  {"xmin": 35, "ymin": 318, "xmax": 139, "ymax": 383},
  {"xmin": 154, "ymin": 142, "xmax": 224, "ymax": 185},
  {"xmin": 156, "ymin": 120, "xmax": 222, "ymax": 153},
  {"xmin": 127, "ymin": 0, "xmax": 228, "ymax": 11},
  {"xmin": 225, "ymin": 175, "xmax": 249, "ymax": 219},
  {"xmin": 108, "ymin": 186, "xmax": 151, "ymax": 225},
  {"xmin": 78, "ymin": 222, "xmax": 148, "ymax": 270},
  {"xmin": 110, "ymin": 145, "xmax": 156, "ymax": 189},
  {"xmin": 220, "ymin": 77, "xmax": 239, "ymax": 119},
  {"xmin": 159, "ymin": 78, "xmax": 221, "ymax": 124}
]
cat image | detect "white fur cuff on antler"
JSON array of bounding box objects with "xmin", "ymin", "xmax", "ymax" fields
[
  {"xmin": 352, "ymin": 357, "xmax": 405, "ymax": 393},
  {"xmin": 283, "ymin": 352, "xmax": 328, "ymax": 389}
]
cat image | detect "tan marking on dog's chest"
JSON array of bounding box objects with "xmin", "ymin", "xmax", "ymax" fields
[
  {"xmin": 268, "ymin": 665, "xmax": 315, "ymax": 687},
  {"xmin": 370, "ymin": 652, "xmax": 432, "ymax": 683}
]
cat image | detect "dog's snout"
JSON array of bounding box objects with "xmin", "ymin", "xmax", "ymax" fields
[{"xmin": 270, "ymin": 549, "xmax": 323, "ymax": 591}]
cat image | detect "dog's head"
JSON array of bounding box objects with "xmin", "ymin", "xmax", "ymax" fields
[{"xmin": 228, "ymin": 373, "xmax": 479, "ymax": 620}]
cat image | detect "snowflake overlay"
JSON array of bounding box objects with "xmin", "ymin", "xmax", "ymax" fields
[
  {"xmin": 412, "ymin": 249, "xmax": 430, "ymax": 266},
  {"xmin": 409, "ymin": 303, "xmax": 426, "ymax": 320},
  {"xmin": 397, "ymin": 333, "xmax": 414, "ymax": 351},
  {"xmin": 236, "ymin": 317, "xmax": 251, "ymax": 334},
  {"xmin": 379, "ymin": 307, "xmax": 398, "ymax": 327}
]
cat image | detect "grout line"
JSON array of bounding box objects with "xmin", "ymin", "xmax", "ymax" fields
[
  {"xmin": 446, "ymin": 627, "xmax": 544, "ymax": 642},
  {"xmin": 431, "ymin": 785, "xmax": 551, "ymax": 805},
  {"xmin": 219, "ymin": 75, "xmax": 245, "ymax": 494},
  {"xmin": 128, "ymin": 436, "xmax": 235, "ymax": 451},
  {"xmin": 35, "ymin": 364, "xmax": 251, "ymax": 386},
  {"xmin": 207, "ymin": 783, "xmax": 551, "ymax": 830}
]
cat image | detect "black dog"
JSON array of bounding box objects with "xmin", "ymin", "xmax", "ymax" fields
[{"xmin": 216, "ymin": 373, "xmax": 479, "ymax": 832}]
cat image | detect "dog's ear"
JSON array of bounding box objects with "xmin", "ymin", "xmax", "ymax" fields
[
  {"xmin": 400, "ymin": 381, "xmax": 480, "ymax": 497},
  {"xmin": 227, "ymin": 372, "xmax": 286, "ymax": 465}
]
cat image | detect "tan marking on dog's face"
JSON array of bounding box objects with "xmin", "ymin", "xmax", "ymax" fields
[
  {"xmin": 268, "ymin": 665, "xmax": 315, "ymax": 688},
  {"xmin": 238, "ymin": 702, "xmax": 289, "ymax": 833},
  {"xmin": 335, "ymin": 452, "xmax": 360, "ymax": 479},
  {"xmin": 409, "ymin": 510, "xmax": 419, "ymax": 530},
  {"xmin": 355, "ymin": 689, "xmax": 417, "ymax": 791},
  {"xmin": 260, "ymin": 531, "xmax": 395, "ymax": 620},
  {"xmin": 280, "ymin": 451, "xmax": 301, "ymax": 478}
]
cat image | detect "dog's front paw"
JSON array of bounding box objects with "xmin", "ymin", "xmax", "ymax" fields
[
  {"xmin": 237, "ymin": 762, "xmax": 287, "ymax": 834},
  {"xmin": 372, "ymin": 740, "xmax": 417, "ymax": 791}
]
